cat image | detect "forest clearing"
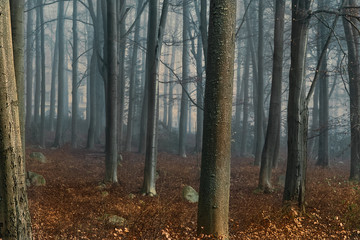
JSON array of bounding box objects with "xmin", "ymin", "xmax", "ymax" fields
[{"xmin": 27, "ymin": 145, "xmax": 360, "ymax": 239}]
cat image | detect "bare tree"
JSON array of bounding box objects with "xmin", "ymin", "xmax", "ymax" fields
[
  {"xmin": 197, "ymin": 0, "xmax": 236, "ymax": 237},
  {"xmin": 0, "ymin": 1, "xmax": 32, "ymax": 238}
]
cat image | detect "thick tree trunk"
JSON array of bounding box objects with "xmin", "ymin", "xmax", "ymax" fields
[
  {"xmin": 105, "ymin": 0, "xmax": 118, "ymax": 183},
  {"xmin": 259, "ymin": 0, "xmax": 285, "ymax": 191},
  {"xmin": 10, "ymin": 0, "xmax": 25, "ymax": 150},
  {"xmin": 197, "ymin": 0, "xmax": 236, "ymax": 238},
  {"xmin": 283, "ymin": 0, "xmax": 312, "ymax": 208},
  {"xmin": 343, "ymin": 0, "xmax": 360, "ymax": 181},
  {"xmin": 178, "ymin": 0, "xmax": 190, "ymax": 158},
  {"xmin": 53, "ymin": 0, "xmax": 65, "ymax": 147},
  {"xmin": 0, "ymin": 1, "xmax": 32, "ymax": 238},
  {"xmin": 71, "ymin": 0, "xmax": 79, "ymax": 148}
]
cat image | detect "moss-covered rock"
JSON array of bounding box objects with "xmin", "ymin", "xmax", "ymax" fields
[
  {"xmin": 182, "ymin": 185, "xmax": 199, "ymax": 203},
  {"xmin": 30, "ymin": 152, "xmax": 46, "ymax": 163},
  {"xmin": 27, "ymin": 171, "xmax": 46, "ymax": 186}
]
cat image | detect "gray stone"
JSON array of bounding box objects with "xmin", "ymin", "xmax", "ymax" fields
[
  {"xmin": 30, "ymin": 152, "xmax": 47, "ymax": 163},
  {"xmin": 27, "ymin": 171, "xmax": 46, "ymax": 186},
  {"xmin": 182, "ymin": 185, "xmax": 199, "ymax": 203},
  {"xmin": 107, "ymin": 215, "xmax": 126, "ymax": 226}
]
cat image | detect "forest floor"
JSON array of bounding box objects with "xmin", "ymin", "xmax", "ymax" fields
[{"xmin": 26, "ymin": 145, "xmax": 360, "ymax": 239}]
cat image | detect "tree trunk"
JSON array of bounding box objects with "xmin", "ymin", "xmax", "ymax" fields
[
  {"xmin": 240, "ymin": 41, "xmax": 250, "ymax": 156},
  {"xmin": 195, "ymin": 33, "xmax": 204, "ymax": 153},
  {"xmin": 316, "ymin": 0, "xmax": 329, "ymax": 167},
  {"xmin": 178, "ymin": 0, "xmax": 190, "ymax": 158},
  {"xmin": 258, "ymin": 0, "xmax": 285, "ymax": 191},
  {"xmin": 197, "ymin": 0, "xmax": 236, "ymax": 238},
  {"xmin": 71, "ymin": 0, "xmax": 79, "ymax": 148},
  {"xmin": 342, "ymin": 0, "xmax": 360, "ymax": 181},
  {"xmin": 0, "ymin": 1, "xmax": 32, "ymax": 238},
  {"xmin": 34, "ymin": 7, "xmax": 41, "ymax": 129},
  {"xmin": 254, "ymin": 0, "xmax": 265, "ymax": 166},
  {"xmin": 105, "ymin": 0, "xmax": 118, "ymax": 183},
  {"xmin": 142, "ymin": 0, "xmax": 169, "ymax": 196},
  {"xmin": 25, "ymin": 1, "xmax": 34, "ymax": 136},
  {"xmin": 10, "ymin": 0, "xmax": 25, "ymax": 150},
  {"xmin": 283, "ymin": 0, "xmax": 312, "ymax": 209},
  {"xmin": 125, "ymin": 0, "xmax": 143, "ymax": 152},
  {"xmin": 53, "ymin": 0, "xmax": 65, "ymax": 147},
  {"xmin": 49, "ymin": 23, "xmax": 59, "ymax": 132},
  {"xmin": 168, "ymin": 44, "xmax": 176, "ymax": 131},
  {"xmin": 39, "ymin": 0, "xmax": 46, "ymax": 147},
  {"xmin": 117, "ymin": 0, "xmax": 126, "ymax": 153}
]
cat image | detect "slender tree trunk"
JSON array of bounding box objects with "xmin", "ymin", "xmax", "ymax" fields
[
  {"xmin": 240, "ymin": 42, "xmax": 250, "ymax": 156},
  {"xmin": 71, "ymin": 0, "xmax": 79, "ymax": 148},
  {"xmin": 0, "ymin": 1, "xmax": 32, "ymax": 238},
  {"xmin": 105, "ymin": 0, "xmax": 118, "ymax": 183},
  {"xmin": 254, "ymin": 0, "xmax": 265, "ymax": 166},
  {"xmin": 125, "ymin": 0, "xmax": 143, "ymax": 152},
  {"xmin": 195, "ymin": 34, "xmax": 204, "ymax": 153},
  {"xmin": 197, "ymin": 0, "xmax": 236, "ymax": 237},
  {"xmin": 316, "ymin": 0, "xmax": 329, "ymax": 166},
  {"xmin": 87, "ymin": 53, "xmax": 97, "ymax": 149},
  {"xmin": 25, "ymin": 1, "xmax": 34, "ymax": 136},
  {"xmin": 259, "ymin": 0, "xmax": 285, "ymax": 191},
  {"xmin": 283, "ymin": 0, "xmax": 312, "ymax": 209},
  {"xmin": 142, "ymin": 0, "xmax": 169, "ymax": 196},
  {"xmin": 117, "ymin": 0, "xmax": 126, "ymax": 153},
  {"xmin": 168, "ymin": 45, "xmax": 176, "ymax": 131},
  {"xmin": 200, "ymin": 0, "xmax": 207, "ymax": 67},
  {"xmin": 34, "ymin": 8, "xmax": 40, "ymax": 129},
  {"xmin": 53, "ymin": 0, "xmax": 65, "ymax": 147},
  {"xmin": 178, "ymin": 0, "xmax": 190, "ymax": 158},
  {"xmin": 49, "ymin": 24, "xmax": 59, "ymax": 132},
  {"xmin": 39, "ymin": 0, "xmax": 46, "ymax": 147}
]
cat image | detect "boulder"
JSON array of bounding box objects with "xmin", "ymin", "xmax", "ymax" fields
[
  {"xmin": 29, "ymin": 152, "xmax": 46, "ymax": 163},
  {"xmin": 27, "ymin": 171, "xmax": 46, "ymax": 186},
  {"xmin": 182, "ymin": 185, "xmax": 199, "ymax": 203},
  {"xmin": 107, "ymin": 215, "xmax": 126, "ymax": 226}
]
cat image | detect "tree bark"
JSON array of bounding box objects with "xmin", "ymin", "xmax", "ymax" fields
[
  {"xmin": 39, "ymin": 0, "xmax": 46, "ymax": 147},
  {"xmin": 10, "ymin": 0, "xmax": 25, "ymax": 150},
  {"xmin": 125, "ymin": 0, "xmax": 143, "ymax": 152},
  {"xmin": 259, "ymin": 0, "xmax": 285, "ymax": 191},
  {"xmin": 316, "ymin": 0, "xmax": 329, "ymax": 167},
  {"xmin": 197, "ymin": 0, "xmax": 236, "ymax": 238},
  {"xmin": 283, "ymin": 0, "xmax": 312, "ymax": 209},
  {"xmin": 105, "ymin": 0, "xmax": 118, "ymax": 183},
  {"xmin": 254, "ymin": 0, "xmax": 265, "ymax": 166},
  {"xmin": 53, "ymin": 0, "xmax": 65, "ymax": 147},
  {"xmin": 71, "ymin": 0, "xmax": 79, "ymax": 148},
  {"xmin": 342, "ymin": 0, "xmax": 360, "ymax": 181},
  {"xmin": 0, "ymin": 1, "xmax": 32, "ymax": 238},
  {"xmin": 25, "ymin": 1, "xmax": 34, "ymax": 137},
  {"xmin": 178, "ymin": 0, "xmax": 190, "ymax": 158},
  {"xmin": 142, "ymin": 0, "xmax": 169, "ymax": 196}
]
